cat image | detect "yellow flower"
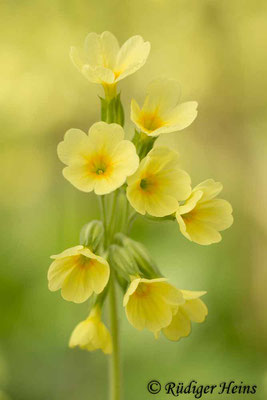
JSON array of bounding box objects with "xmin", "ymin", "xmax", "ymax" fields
[
  {"xmin": 161, "ymin": 290, "xmax": 208, "ymax": 341},
  {"xmin": 126, "ymin": 146, "xmax": 191, "ymax": 217},
  {"xmin": 57, "ymin": 122, "xmax": 139, "ymax": 195},
  {"xmin": 48, "ymin": 245, "xmax": 109, "ymax": 303},
  {"xmin": 70, "ymin": 31, "xmax": 150, "ymax": 97},
  {"xmin": 131, "ymin": 78, "xmax": 198, "ymax": 136},
  {"xmin": 176, "ymin": 179, "xmax": 233, "ymax": 245},
  {"xmin": 69, "ymin": 305, "xmax": 112, "ymax": 354},
  {"xmin": 123, "ymin": 277, "xmax": 184, "ymax": 333}
]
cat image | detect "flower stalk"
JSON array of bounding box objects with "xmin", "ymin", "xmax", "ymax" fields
[
  {"xmin": 108, "ymin": 269, "xmax": 121, "ymax": 400},
  {"xmin": 48, "ymin": 30, "xmax": 233, "ymax": 400}
]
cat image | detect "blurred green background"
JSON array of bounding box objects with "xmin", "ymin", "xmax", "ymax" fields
[{"xmin": 1, "ymin": 0, "xmax": 267, "ymax": 399}]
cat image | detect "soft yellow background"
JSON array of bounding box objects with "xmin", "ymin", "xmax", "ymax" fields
[{"xmin": 0, "ymin": 1, "xmax": 266, "ymax": 399}]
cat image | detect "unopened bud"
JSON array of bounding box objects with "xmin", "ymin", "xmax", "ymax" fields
[
  {"xmin": 114, "ymin": 233, "xmax": 162, "ymax": 279},
  {"xmin": 108, "ymin": 244, "xmax": 140, "ymax": 282},
  {"xmin": 80, "ymin": 220, "xmax": 104, "ymax": 253}
]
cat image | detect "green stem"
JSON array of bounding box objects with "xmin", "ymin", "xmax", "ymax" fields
[
  {"xmin": 108, "ymin": 190, "xmax": 119, "ymax": 243},
  {"xmin": 99, "ymin": 195, "xmax": 108, "ymax": 247},
  {"xmin": 100, "ymin": 92, "xmax": 121, "ymax": 400},
  {"xmin": 109, "ymin": 269, "xmax": 121, "ymax": 400},
  {"xmin": 127, "ymin": 212, "xmax": 138, "ymax": 234}
]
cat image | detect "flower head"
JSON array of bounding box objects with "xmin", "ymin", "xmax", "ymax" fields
[
  {"xmin": 123, "ymin": 277, "xmax": 184, "ymax": 333},
  {"xmin": 48, "ymin": 245, "xmax": 109, "ymax": 303},
  {"xmin": 70, "ymin": 31, "xmax": 150, "ymax": 96},
  {"xmin": 69, "ymin": 305, "xmax": 112, "ymax": 354},
  {"xmin": 126, "ymin": 146, "xmax": 191, "ymax": 217},
  {"xmin": 161, "ymin": 290, "xmax": 208, "ymax": 341},
  {"xmin": 176, "ymin": 179, "xmax": 233, "ymax": 245},
  {"xmin": 57, "ymin": 122, "xmax": 139, "ymax": 195},
  {"xmin": 131, "ymin": 78, "xmax": 198, "ymax": 136}
]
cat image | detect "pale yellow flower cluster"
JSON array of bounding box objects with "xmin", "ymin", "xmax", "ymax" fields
[{"xmin": 48, "ymin": 31, "xmax": 233, "ymax": 354}]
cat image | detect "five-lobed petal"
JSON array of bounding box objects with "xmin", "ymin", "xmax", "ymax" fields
[
  {"xmin": 57, "ymin": 121, "xmax": 139, "ymax": 195},
  {"xmin": 126, "ymin": 146, "xmax": 191, "ymax": 217},
  {"xmin": 48, "ymin": 245, "xmax": 110, "ymax": 303},
  {"xmin": 176, "ymin": 179, "xmax": 233, "ymax": 245},
  {"xmin": 131, "ymin": 78, "xmax": 198, "ymax": 136}
]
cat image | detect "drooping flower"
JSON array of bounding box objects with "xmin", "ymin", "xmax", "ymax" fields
[
  {"xmin": 131, "ymin": 78, "xmax": 198, "ymax": 136},
  {"xmin": 70, "ymin": 31, "xmax": 150, "ymax": 98},
  {"xmin": 48, "ymin": 245, "xmax": 109, "ymax": 303},
  {"xmin": 69, "ymin": 305, "xmax": 112, "ymax": 354},
  {"xmin": 123, "ymin": 277, "xmax": 184, "ymax": 333},
  {"xmin": 126, "ymin": 146, "xmax": 191, "ymax": 217},
  {"xmin": 176, "ymin": 179, "xmax": 233, "ymax": 245},
  {"xmin": 161, "ymin": 290, "xmax": 208, "ymax": 341},
  {"xmin": 57, "ymin": 122, "xmax": 139, "ymax": 195}
]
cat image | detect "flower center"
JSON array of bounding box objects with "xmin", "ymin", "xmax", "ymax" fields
[
  {"xmin": 88, "ymin": 153, "xmax": 112, "ymax": 178},
  {"xmin": 139, "ymin": 175, "xmax": 157, "ymax": 193},
  {"xmin": 182, "ymin": 209, "xmax": 197, "ymax": 223},
  {"xmin": 139, "ymin": 111, "xmax": 163, "ymax": 132},
  {"xmin": 135, "ymin": 283, "xmax": 150, "ymax": 297},
  {"xmin": 140, "ymin": 179, "xmax": 148, "ymax": 190},
  {"xmin": 78, "ymin": 255, "xmax": 95, "ymax": 269}
]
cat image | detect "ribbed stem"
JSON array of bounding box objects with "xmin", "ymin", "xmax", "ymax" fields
[{"xmin": 109, "ymin": 269, "xmax": 120, "ymax": 400}]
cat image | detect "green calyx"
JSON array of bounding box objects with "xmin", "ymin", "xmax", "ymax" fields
[
  {"xmin": 132, "ymin": 130, "xmax": 157, "ymax": 160},
  {"xmin": 112, "ymin": 233, "xmax": 162, "ymax": 280},
  {"xmin": 80, "ymin": 220, "xmax": 104, "ymax": 254},
  {"xmin": 100, "ymin": 93, "xmax": 125, "ymax": 126}
]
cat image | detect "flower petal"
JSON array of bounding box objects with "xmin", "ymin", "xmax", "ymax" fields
[
  {"xmin": 50, "ymin": 245, "xmax": 83, "ymax": 260},
  {"xmin": 70, "ymin": 46, "xmax": 87, "ymax": 72},
  {"xmin": 61, "ymin": 266, "xmax": 94, "ymax": 303},
  {"xmin": 181, "ymin": 290, "xmax": 207, "ymax": 300},
  {"xmin": 87, "ymin": 259, "xmax": 110, "ymax": 294},
  {"xmin": 145, "ymin": 192, "xmax": 179, "ymax": 217},
  {"xmin": 164, "ymin": 101, "xmax": 198, "ymax": 130},
  {"xmin": 126, "ymin": 183, "xmax": 146, "ymax": 215},
  {"xmin": 115, "ymin": 36, "xmax": 150, "ymax": 81},
  {"xmin": 153, "ymin": 282, "xmax": 184, "ymax": 306},
  {"xmin": 69, "ymin": 320, "xmax": 95, "ymax": 348},
  {"xmin": 63, "ymin": 165, "xmax": 95, "ymax": 192},
  {"xmin": 88, "ymin": 122, "xmax": 125, "ymax": 151},
  {"xmin": 111, "ymin": 140, "xmax": 139, "ymax": 178},
  {"xmin": 57, "ymin": 129, "xmax": 91, "ymax": 165},
  {"xmin": 181, "ymin": 299, "xmax": 208, "ymax": 323},
  {"xmin": 178, "ymin": 190, "xmax": 203, "ymax": 215},
  {"xmin": 194, "ymin": 199, "xmax": 233, "ymax": 231},
  {"xmin": 181, "ymin": 218, "xmax": 222, "ymax": 245},
  {"xmin": 95, "ymin": 322, "xmax": 112, "ymax": 354},
  {"xmin": 142, "ymin": 78, "xmax": 181, "ymax": 115},
  {"xmin": 83, "ymin": 65, "xmax": 115, "ymax": 84},
  {"xmin": 194, "ymin": 179, "xmax": 223, "ymax": 201},
  {"xmin": 163, "ymin": 309, "xmax": 191, "ymax": 341},
  {"xmin": 130, "ymin": 98, "xmax": 142, "ymax": 128},
  {"xmin": 123, "ymin": 278, "xmax": 141, "ymax": 306},
  {"xmin": 48, "ymin": 258, "xmax": 76, "ymax": 292},
  {"xmin": 84, "ymin": 31, "xmax": 119, "ymax": 69}
]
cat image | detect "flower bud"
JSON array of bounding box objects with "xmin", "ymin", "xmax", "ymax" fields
[
  {"xmin": 80, "ymin": 220, "xmax": 104, "ymax": 253},
  {"xmin": 108, "ymin": 244, "xmax": 140, "ymax": 282},
  {"xmin": 114, "ymin": 233, "xmax": 162, "ymax": 279}
]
